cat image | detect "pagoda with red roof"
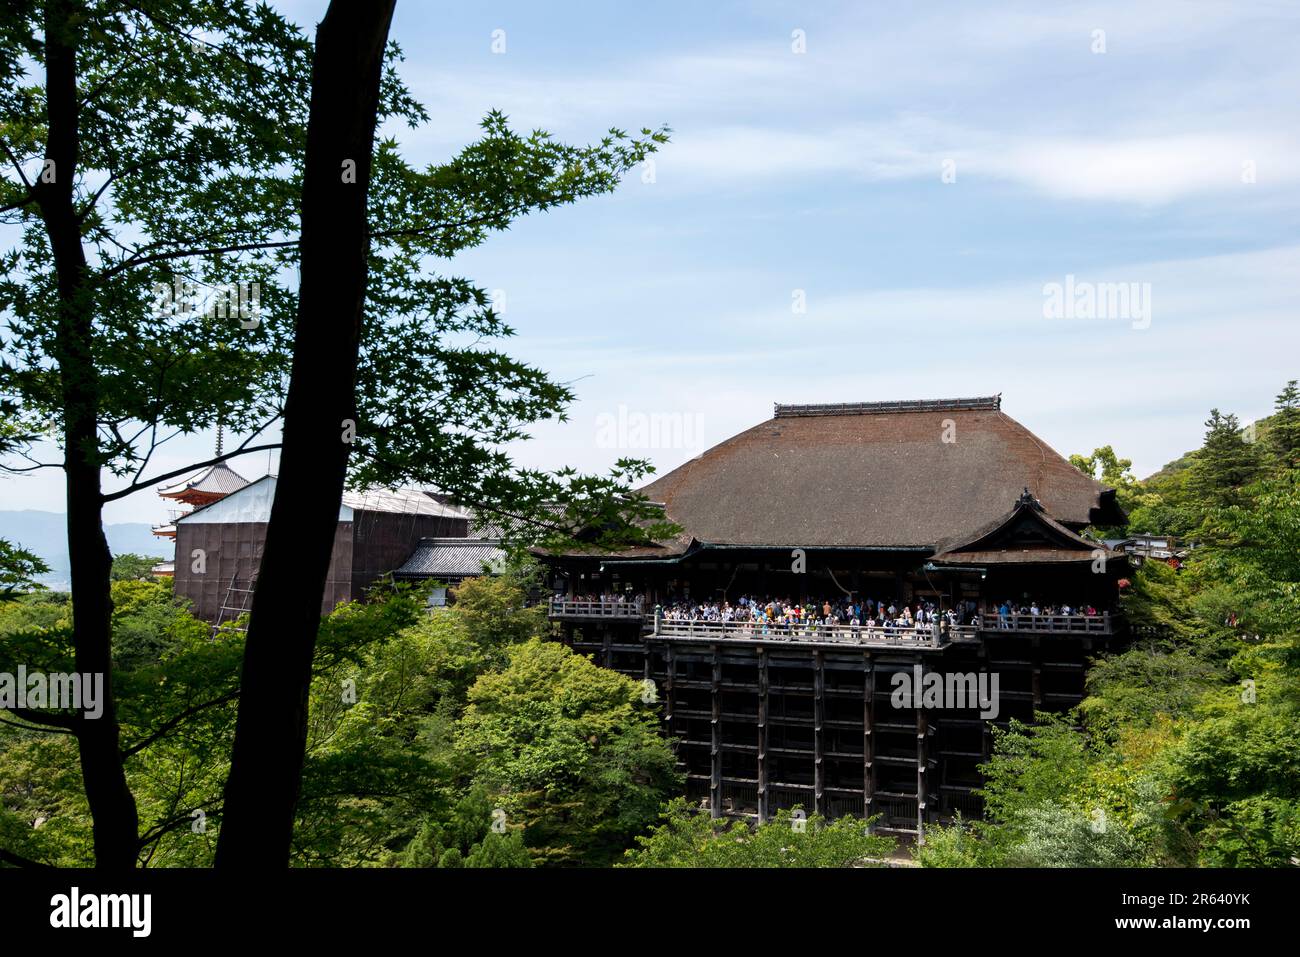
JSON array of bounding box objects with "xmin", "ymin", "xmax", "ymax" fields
[{"xmin": 151, "ymin": 430, "xmax": 251, "ymax": 574}]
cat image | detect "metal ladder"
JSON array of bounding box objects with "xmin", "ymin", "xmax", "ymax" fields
[
  {"xmin": 213, "ymin": 575, "xmax": 257, "ymax": 634},
  {"xmin": 212, "ymin": 543, "xmax": 264, "ymax": 635}
]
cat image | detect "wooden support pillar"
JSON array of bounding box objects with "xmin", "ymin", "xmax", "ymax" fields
[
  {"xmin": 916, "ymin": 660, "xmax": 928, "ymax": 846},
  {"xmin": 601, "ymin": 629, "xmax": 613, "ymax": 670},
  {"xmin": 813, "ymin": 650, "xmax": 825, "ymax": 817},
  {"xmin": 710, "ymin": 643, "xmax": 722, "ymax": 819},
  {"xmin": 664, "ymin": 644, "xmax": 676, "ymax": 728},
  {"xmin": 863, "ymin": 653, "xmax": 875, "ymax": 824},
  {"xmin": 1031, "ymin": 635, "xmax": 1042, "ymax": 710},
  {"xmin": 757, "ymin": 648, "xmax": 769, "ymax": 823}
]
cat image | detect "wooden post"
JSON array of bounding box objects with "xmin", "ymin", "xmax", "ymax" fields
[
  {"xmin": 664, "ymin": 644, "xmax": 676, "ymax": 727},
  {"xmin": 1031, "ymin": 635, "xmax": 1042, "ymax": 709},
  {"xmin": 813, "ymin": 649, "xmax": 825, "ymax": 817},
  {"xmin": 863, "ymin": 652, "xmax": 875, "ymax": 825},
  {"xmin": 710, "ymin": 643, "xmax": 722, "ymax": 819},
  {"xmin": 916, "ymin": 661, "xmax": 928, "ymax": 846},
  {"xmin": 757, "ymin": 647, "xmax": 769, "ymax": 823}
]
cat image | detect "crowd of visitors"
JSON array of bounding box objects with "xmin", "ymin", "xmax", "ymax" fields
[
  {"xmin": 553, "ymin": 591, "xmax": 642, "ymax": 606},
  {"xmin": 655, "ymin": 595, "xmax": 961, "ymax": 641},
  {"xmin": 981, "ymin": 600, "xmax": 1102, "ymax": 628},
  {"xmin": 550, "ymin": 591, "xmax": 1106, "ymax": 638}
]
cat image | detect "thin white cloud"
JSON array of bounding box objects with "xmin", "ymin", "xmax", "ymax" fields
[{"xmin": 388, "ymin": 0, "xmax": 1300, "ymax": 206}]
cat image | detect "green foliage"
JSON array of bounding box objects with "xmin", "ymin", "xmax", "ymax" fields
[
  {"xmin": 1081, "ymin": 644, "xmax": 1219, "ymax": 738},
  {"xmin": 1, "ymin": 0, "xmax": 315, "ymax": 478},
  {"xmin": 959, "ymin": 388, "xmax": 1300, "ymax": 868},
  {"xmin": 1194, "ymin": 797, "xmax": 1300, "ymax": 868},
  {"xmin": 979, "ymin": 715, "xmax": 1092, "ymax": 824},
  {"xmin": 464, "ymin": 829, "xmax": 533, "ymax": 868},
  {"xmin": 0, "ymin": 538, "xmax": 48, "ymax": 598},
  {"xmin": 455, "ymin": 639, "xmax": 680, "ymax": 866},
  {"xmin": 110, "ymin": 553, "xmax": 163, "ymax": 582},
  {"xmin": 109, "ymin": 578, "xmax": 208, "ymax": 667},
  {"xmin": 1070, "ymin": 445, "xmax": 1138, "ymax": 535},
  {"xmin": 912, "ymin": 816, "xmax": 1001, "ymax": 868},
  {"xmin": 1002, "ymin": 803, "xmax": 1145, "ymax": 867},
  {"xmin": 622, "ymin": 799, "xmax": 895, "ymax": 867},
  {"xmin": 0, "ymin": 566, "xmax": 679, "ymax": 868},
  {"xmin": 1267, "ymin": 380, "xmax": 1300, "ymax": 471},
  {"xmin": 1186, "ymin": 410, "xmax": 1261, "ymax": 513},
  {"xmin": 1164, "ymin": 697, "xmax": 1300, "ymax": 807}
]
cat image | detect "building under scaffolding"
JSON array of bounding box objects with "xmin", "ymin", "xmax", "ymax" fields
[
  {"xmin": 170, "ymin": 475, "xmax": 470, "ymax": 623},
  {"xmin": 539, "ymin": 396, "xmax": 1131, "ymax": 840}
]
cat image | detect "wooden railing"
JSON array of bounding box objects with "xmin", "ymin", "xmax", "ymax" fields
[
  {"xmin": 976, "ymin": 612, "xmax": 1112, "ymax": 635},
  {"xmin": 653, "ymin": 618, "xmax": 950, "ymax": 648},
  {"xmin": 548, "ymin": 599, "xmax": 645, "ymax": 620},
  {"xmin": 648, "ymin": 611, "xmax": 1117, "ymax": 644}
]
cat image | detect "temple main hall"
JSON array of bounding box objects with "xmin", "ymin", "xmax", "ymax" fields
[{"xmin": 541, "ymin": 395, "xmax": 1131, "ymax": 840}]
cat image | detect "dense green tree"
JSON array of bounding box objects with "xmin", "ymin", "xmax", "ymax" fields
[
  {"xmin": 109, "ymin": 553, "xmax": 163, "ymax": 582},
  {"xmin": 1070, "ymin": 445, "xmax": 1139, "ymax": 536},
  {"xmin": 1267, "ymin": 380, "xmax": 1300, "ymax": 471},
  {"xmin": 1186, "ymin": 410, "xmax": 1260, "ymax": 513},
  {"xmin": 0, "ymin": 539, "xmax": 47, "ymax": 599},
  {"xmin": 1001, "ymin": 803, "xmax": 1145, "ymax": 867},
  {"xmin": 454, "ymin": 639, "xmax": 680, "ymax": 866},
  {"xmin": 622, "ymin": 800, "xmax": 894, "ymax": 867}
]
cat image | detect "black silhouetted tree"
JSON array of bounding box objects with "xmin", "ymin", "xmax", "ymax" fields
[
  {"xmin": 1, "ymin": 0, "xmax": 311, "ymax": 868},
  {"xmin": 2, "ymin": 0, "xmax": 669, "ymax": 868},
  {"xmin": 214, "ymin": 0, "xmax": 671, "ymax": 867}
]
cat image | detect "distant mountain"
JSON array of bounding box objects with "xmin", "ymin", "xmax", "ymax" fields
[{"xmin": 0, "ymin": 510, "xmax": 171, "ymax": 590}]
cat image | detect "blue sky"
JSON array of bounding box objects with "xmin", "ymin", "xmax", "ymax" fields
[{"xmin": 6, "ymin": 0, "xmax": 1299, "ymax": 525}]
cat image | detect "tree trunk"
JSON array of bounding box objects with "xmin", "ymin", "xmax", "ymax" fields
[
  {"xmin": 38, "ymin": 0, "xmax": 140, "ymax": 869},
  {"xmin": 214, "ymin": 0, "xmax": 396, "ymax": 868}
]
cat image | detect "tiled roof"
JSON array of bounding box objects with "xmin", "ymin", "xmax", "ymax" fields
[
  {"xmin": 157, "ymin": 461, "xmax": 250, "ymax": 498},
  {"xmin": 393, "ymin": 538, "xmax": 506, "ymax": 579}
]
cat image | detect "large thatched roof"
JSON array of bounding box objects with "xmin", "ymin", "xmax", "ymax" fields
[{"xmin": 603, "ymin": 396, "xmax": 1122, "ymax": 559}]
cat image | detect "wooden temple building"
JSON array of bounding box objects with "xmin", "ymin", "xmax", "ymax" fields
[
  {"xmin": 169, "ymin": 476, "xmax": 471, "ymax": 624},
  {"xmin": 539, "ymin": 396, "xmax": 1131, "ymax": 840}
]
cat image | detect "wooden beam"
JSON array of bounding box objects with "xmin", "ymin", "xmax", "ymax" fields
[
  {"xmin": 916, "ymin": 664, "xmax": 928, "ymax": 846},
  {"xmin": 710, "ymin": 643, "xmax": 722, "ymax": 819},
  {"xmin": 863, "ymin": 652, "xmax": 875, "ymax": 825},
  {"xmin": 664, "ymin": 644, "xmax": 676, "ymax": 727},
  {"xmin": 813, "ymin": 649, "xmax": 825, "ymax": 817},
  {"xmin": 757, "ymin": 647, "xmax": 769, "ymax": 823}
]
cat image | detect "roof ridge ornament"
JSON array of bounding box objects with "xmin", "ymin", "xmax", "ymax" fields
[
  {"xmin": 1016, "ymin": 487, "xmax": 1044, "ymax": 511},
  {"xmin": 773, "ymin": 395, "xmax": 1001, "ymax": 418}
]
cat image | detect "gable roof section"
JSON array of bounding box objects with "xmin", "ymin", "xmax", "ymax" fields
[
  {"xmin": 621, "ymin": 396, "xmax": 1123, "ymax": 556},
  {"xmin": 932, "ymin": 489, "xmax": 1121, "ymax": 565}
]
